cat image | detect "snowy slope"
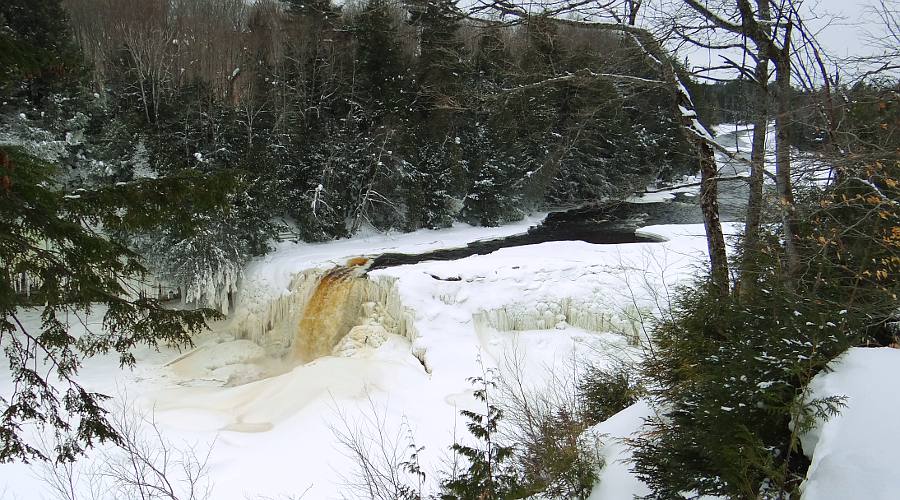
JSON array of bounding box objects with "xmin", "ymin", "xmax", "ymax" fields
[
  {"xmin": 0, "ymin": 221, "xmax": 733, "ymax": 499},
  {"xmin": 588, "ymin": 399, "xmax": 654, "ymax": 499},
  {"xmin": 800, "ymin": 347, "xmax": 900, "ymax": 500}
]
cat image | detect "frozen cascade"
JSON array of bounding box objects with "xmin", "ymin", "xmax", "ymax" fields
[
  {"xmin": 227, "ymin": 257, "xmax": 649, "ymax": 367},
  {"xmin": 229, "ymin": 261, "xmax": 418, "ymax": 359},
  {"xmin": 473, "ymin": 297, "xmax": 645, "ymax": 341}
]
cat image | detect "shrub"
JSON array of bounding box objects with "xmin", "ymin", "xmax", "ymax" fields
[
  {"xmin": 632, "ymin": 151, "xmax": 900, "ymax": 499},
  {"xmin": 517, "ymin": 407, "xmax": 601, "ymax": 500},
  {"xmin": 578, "ymin": 363, "xmax": 644, "ymax": 426},
  {"xmin": 442, "ymin": 370, "xmax": 526, "ymax": 500}
]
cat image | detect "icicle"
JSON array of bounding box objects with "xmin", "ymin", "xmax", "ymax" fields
[
  {"xmin": 228, "ymin": 266, "xmax": 418, "ymax": 358},
  {"xmin": 472, "ymin": 298, "xmax": 644, "ymax": 338}
]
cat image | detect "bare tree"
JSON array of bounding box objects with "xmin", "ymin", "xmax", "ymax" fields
[
  {"xmin": 679, "ymin": 0, "xmax": 807, "ymax": 281},
  {"xmin": 331, "ymin": 395, "xmax": 428, "ymax": 500},
  {"xmin": 740, "ymin": 1, "xmax": 772, "ymax": 296},
  {"xmin": 96, "ymin": 404, "xmax": 213, "ymax": 500},
  {"xmin": 467, "ymin": 2, "xmax": 733, "ymax": 296},
  {"xmin": 661, "ymin": 0, "xmax": 777, "ymax": 294},
  {"xmin": 32, "ymin": 397, "xmax": 213, "ymax": 500}
]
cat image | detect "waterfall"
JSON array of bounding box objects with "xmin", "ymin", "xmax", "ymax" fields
[
  {"xmin": 473, "ymin": 299, "xmax": 646, "ymax": 342},
  {"xmin": 229, "ymin": 258, "xmax": 418, "ymax": 361},
  {"xmin": 291, "ymin": 267, "xmax": 366, "ymax": 362}
]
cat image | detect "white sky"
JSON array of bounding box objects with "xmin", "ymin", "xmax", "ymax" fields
[
  {"xmin": 654, "ymin": 0, "xmax": 897, "ymax": 82},
  {"xmin": 807, "ymin": 0, "xmax": 888, "ymax": 59},
  {"xmin": 459, "ymin": 0, "xmax": 896, "ymax": 81}
]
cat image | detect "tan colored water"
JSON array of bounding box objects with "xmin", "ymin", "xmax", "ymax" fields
[
  {"xmin": 230, "ymin": 255, "xmax": 415, "ymax": 363},
  {"xmin": 291, "ymin": 259, "xmax": 371, "ymax": 362}
]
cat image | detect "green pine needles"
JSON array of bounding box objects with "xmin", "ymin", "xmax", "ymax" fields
[
  {"xmin": 0, "ymin": 146, "xmax": 220, "ymax": 463},
  {"xmin": 442, "ymin": 370, "xmax": 525, "ymax": 500}
]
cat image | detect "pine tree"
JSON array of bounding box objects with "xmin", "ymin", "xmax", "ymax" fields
[
  {"xmin": 442, "ymin": 370, "xmax": 524, "ymax": 499},
  {"xmin": 0, "ymin": 146, "xmax": 218, "ymax": 462},
  {"xmin": 458, "ymin": 118, "xmax": 526, "ymax": 227},
  {"xmin": 400, "ymin": 140, "xmax": 457, "ymax": 229},
  {"xmin": 406, "ymin": 0, "xmax": 465, "ymax": 132},
  {"xmin": 132, "ymin": 178, "xmax": 275, "ymax": 314},
  {"xmin": 0, "ymin": 0, "xmax": 81, "ymax": 103},
  {"xmin": 354, "ymin": 0, "xmax": 409, "ymax": 121}
]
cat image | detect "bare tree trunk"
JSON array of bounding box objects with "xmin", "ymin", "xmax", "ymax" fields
[
  {"xmin": 697, "ymin": 138, "xmax": 730, "ymax": 296},
  {"xmin": 649, "ymin": 37, "xmax": 728, "ymax": 297},
  {"xmin": 627, "ymin": 26, "xmax": 730, "ymax": 296},
  {"xmin": 740, "ymin": 82, "xmax": 768, "ymax": 294},
  {"xmin": 627, "ymin": 0, "xmax": 642, "ymax": 25},
  {"xmin": 740, "ymin": 0, "xmax": 771, "ymax": 298},
  {"xmin": 774, "ymin": 51, "xmax": 801, "ymax": 279},
  {"xmin": 678, "ymin": 0, "xmax": 807, "ymax": 286}
]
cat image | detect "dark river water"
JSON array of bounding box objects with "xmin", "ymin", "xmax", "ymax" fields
[
  {"xmin": 368, "ymin": 197, "xmax": 734, "ymax": 270},
  {"xmin": 369, "ymin": 126, "xmax": 752, "ymax": 270}
]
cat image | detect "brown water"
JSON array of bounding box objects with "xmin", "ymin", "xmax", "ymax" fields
[
  {"xmin": 291, "ymin": 261, "xmax": 373, "ymax": 362},
  {"xmin": 289, "ymin": 202, "xmax": 695, "ymax": 361}
]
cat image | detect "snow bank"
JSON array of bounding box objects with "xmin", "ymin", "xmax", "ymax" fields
[
  {"xmin": 235, "ymin": 213, "xmax": 548, "ymax": 316},
  {"xmin": 588, "ymin": 399, "xmax": 654, "ymax": 499},
  {"xmin": 800, "ymin": 347, "xmax": 900, "ymax": 500},
  {"xmin": 2, "ymin": 220, "xmax": 728, "ymax": 499}
]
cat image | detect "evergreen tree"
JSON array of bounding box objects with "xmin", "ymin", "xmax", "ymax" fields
[
  {"xmin": 632, "ymin": 121, "xmax": 900, "ymax": 497},
  {"xmin": 0, "ymin": 0, "xmax": 81, "ymax": 104},
  {"xmin": 442, "ymin": 370, "xmax": 525, "ymax": 499},
  {"xmin": 400, "ymin": 140, "xmax": 458, "ymax": 229},
  {"xmin": 0, "ymin": 146, "xmax": 219, "ymax": 462},
  {"xmin": 406, "ymin": 0, "xmax": 465, "ymax": 133},
  {"xmin": 460, "ymin": 123, "xmax": 526, "ymax": 226},
  {"xmin": 354, "ymin": 0, "xmax": 409, "ymax": 122},
  {"xmin": 132, "ymin": 177, "xmax": 275, "ymax": 314}
]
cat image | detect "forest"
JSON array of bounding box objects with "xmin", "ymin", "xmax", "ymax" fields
[{"xmin": 4, "ymin": 0, "xmax": 704, "ymax": 312}]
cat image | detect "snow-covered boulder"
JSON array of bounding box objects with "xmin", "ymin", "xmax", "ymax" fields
[{"xmin": 800, "ymin": 347, "xmax": 900, "ymax": 500}]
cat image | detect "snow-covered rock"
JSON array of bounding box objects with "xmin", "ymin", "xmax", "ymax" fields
[
  {"xmin": 800, "ymin": 347, "xmax": 900, "ymax": 500},
  {"xmin": 588, "ymin": 400, "xmax": 654, "ymax": 499}
]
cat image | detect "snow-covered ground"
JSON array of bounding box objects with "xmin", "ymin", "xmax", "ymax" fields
[
  {"xmin": 800, "ymin": 347, "xmax": 900, "ymax": 500},
  {"xmin": 2, "ymin": 217, "xmax": 884, "ymax": 500},
  {"xmin": 236, "ymin": 214, "xmax": 548, "ymax": 314},
  {"xmin": 2, "ymin": 218, "xmax": 699, "ymax": 499}
]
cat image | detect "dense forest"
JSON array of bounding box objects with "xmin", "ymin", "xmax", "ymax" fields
[{"xmin": 3, "ymin": 0, "xmax": 702, "ymax": 312}]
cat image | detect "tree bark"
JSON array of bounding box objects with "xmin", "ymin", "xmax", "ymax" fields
[
  {"xmin": 697, "ymin": 138, "xmax": 730, "ymax": 296},
  {"xmin": 739, "ymin": 0, "xmax": 771, "ymax": 298},
  {"xmin": 740, "ymin": 81, "xmax": 768, "ymax": 295},
  {"xmin": 774, "ymin": 51, "xmax": 801, "ymax": 279},
  {"xmin": 622, "ymin": 27, "xmax": 731, "ymax": 296}
]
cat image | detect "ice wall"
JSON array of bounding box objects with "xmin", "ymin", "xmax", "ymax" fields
[
  {"xmin": 228, "ymin": 256, "xmax": 648, "ymax": 368},
  {"xmin": 229, "ymin": 265, "xmax": 417, "ymax": 359},
  {"xmin": 473, "ymin": 297, "xmax": 645, "ymax": 342}
]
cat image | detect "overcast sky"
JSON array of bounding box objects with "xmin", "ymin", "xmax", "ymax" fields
[
  {"xmin": 459, "ymin": 0, "xmax": 895, "ymax": 81},
  {"xmin": 807, "ymin": 0, "xmax": 888, "ymax": 59},
  {"xmin": 650, "ymin": 0, "xmax": 896, "ymax": 81}
]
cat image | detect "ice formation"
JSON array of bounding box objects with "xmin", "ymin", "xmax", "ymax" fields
[
  {"xmin": 229, "ymin": 260, "xmax": 417, "ymax": 361},
  {"xmin": 227, "ymin": 251, "xmax": 653, "ymax": 373},
  {"xmin": 473, "ymin": 299, "xmax": 645, "ymax": 341}
]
